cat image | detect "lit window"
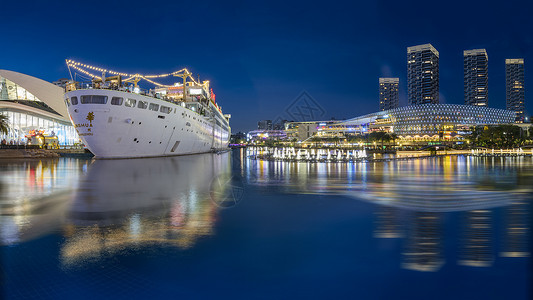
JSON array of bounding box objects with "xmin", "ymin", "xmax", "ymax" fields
[
  {"xmin": 111, "ymin": 97, "xmax": 123, "ymax": 105},
  {"xmin": 125, "ymin": 98, "xmax": 136, "ymax": 107},
  {"xmin": 149, "ymin": 103, "xmax": 159, "ymax": 111}
]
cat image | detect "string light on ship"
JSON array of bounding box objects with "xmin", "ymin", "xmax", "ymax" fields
[{"xmin": 66, "ymin": 60, "xmax": 211, "ymax": 89}]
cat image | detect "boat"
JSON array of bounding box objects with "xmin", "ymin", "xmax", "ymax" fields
[{"xmin": 63, "ymin": 60, "xmax": 231, "ymax": 159}]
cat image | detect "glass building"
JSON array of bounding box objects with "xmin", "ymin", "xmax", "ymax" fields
[
  {"xmin": 340, "ymin": 103, "xmax": 515, "ymax": 138},
  {"xmin": 379, "ymin": 78, "xmax": 399, "ymax": 111},
  {"xmin": 505, "ymin": 59, "xmax": 525, "ymax": 123},
  {"xmin": 0, "ymin": 70, "xmax": 78, "ymax": 145},
  {"xmin": 464, "ymin": 49, "xmax": 488, "ymax": 106},
  {"xmin": 407, "ymin": 44, "xmax": 439, "ymax": 105}
]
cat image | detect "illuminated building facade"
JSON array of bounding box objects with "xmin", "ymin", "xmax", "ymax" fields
[
  {"xmin": 407, "ymin": 44, "xmax": 439, "ymax": 105},
  {"xmin": 0, "ymin": 70, "xmax": 78, "ymax": 145},
  {"xmin": 379, "ymin": 78, "xmax": 399, "ymax": 111},
  {"xmin": 505, "ymin": 59, "xmax": 525, "ymax": 123},
  {"xmin": 339, "ymin": 103, "xmax": 515, "ymax": 139},
  {"xmin": 464, "ymin": 49, "xmax": 488, "ymax": 106}
]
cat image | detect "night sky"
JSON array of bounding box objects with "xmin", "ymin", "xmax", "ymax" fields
[{"xmin": 1, "ymin": 0, "xmax": 532, "ymax": 132}]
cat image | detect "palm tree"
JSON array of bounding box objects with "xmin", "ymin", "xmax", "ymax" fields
[{"xmin": 0, "ymin": 114, "xmax": 8, "ymax": 135}]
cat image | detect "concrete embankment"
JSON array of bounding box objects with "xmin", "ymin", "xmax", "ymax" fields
[
  {"xmin": 0, "ymin": 148, "xmax": 94, "ymax": 159},
  {"xmin": 0, "ymin": 148, "xmax": 61, "ymax": 159}
]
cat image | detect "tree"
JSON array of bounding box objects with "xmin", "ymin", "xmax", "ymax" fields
[{"xmin": 0, "ymin": 114, "xmax": 8, "ymax": 135}]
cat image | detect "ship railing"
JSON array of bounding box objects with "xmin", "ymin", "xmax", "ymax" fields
[
  {"xmin": 66, "ymin": 81, "xmax": 183, "ymax": 105},
  {"xmin": 66, "ymin": 81, "xmax": 217, "ymax": 119}
]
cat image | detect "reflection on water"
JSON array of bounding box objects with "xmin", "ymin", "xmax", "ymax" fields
[
  {"xmin": 61, "ymin": 153, "xmax": 231, "ymax": 266},
  {"xmin": 240, "ymin": 149, "xmax": 532, "ymax": 272},
  {"xmin": 0, "ymin": 154, "xmax": 232, "ymax": 266},
  {"xmin": 0, "ymin": 150, "xmax": 531, "ymax": 299},
  {"xmin": 0, "ymin": 158, "xmax": 90, "ymax": 245}
]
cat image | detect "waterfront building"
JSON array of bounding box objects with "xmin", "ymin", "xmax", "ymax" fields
[
  {"xmin": 338, "ymin": 103, "xmax": 514, "ymax": 141},
  {"xmin": 257, "ymin": 120, "xmax": 272, "ymax": 130},
  {"xmin": 407, "ymin": 44, "xmax": 439, "ymax": 105},
  {"xmin": 284, "ymin": 120, "xmax": 349, "ymax": 141},
  {"xmin": 283, "ymin": 104, "xmax": 514, "ymax": 144},
  {"xmin": 246, "ymin": 130, "xmax": 286, "ymax": 142},
  {"xmin": 0, "ymin": 70, "xmax": 78, "ymax": 145},
  {"xmin": 505, "ymin": 59, "xmax": 525, "ymax": 123},
  {"xmin": 379, "ymin": 78, "xmax": 400, "ymax": 111},
  {"xmin": 464, "ymin": 49, "xmax": 488, "ymax": 106}
]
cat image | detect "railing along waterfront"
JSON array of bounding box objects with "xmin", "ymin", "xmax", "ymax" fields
[{"xmin": 246, "ymin": 146, "xmax": 533, "ymax": 163}]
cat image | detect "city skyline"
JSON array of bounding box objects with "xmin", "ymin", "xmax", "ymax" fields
[{"xmin": 1, "ymin": 0, "xmax": 532, "ymax": 132}]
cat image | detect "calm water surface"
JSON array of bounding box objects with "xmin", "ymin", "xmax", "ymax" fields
[{"xmin": 1, "ymin": 149, "xmax": 531, "ymax": 299}]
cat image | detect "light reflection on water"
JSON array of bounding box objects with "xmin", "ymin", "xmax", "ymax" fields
[
  {"xmin": 1, "ymin": 154, "xmax": 232, "ymax": 265},
  {"xmin": 239, "ymin": 149, "xmax": 532, "ymax": 272},
  {"xmin": 0, "ymin": 150, "xmax": 531, "ymax": 298}
]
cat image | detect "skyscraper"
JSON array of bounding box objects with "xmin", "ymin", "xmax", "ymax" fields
[
  {"xmin": 464, "ymin": 49, "xmax": 488, "ymax": 106},
  {"xmin": 257, "ymin": 120, "xmax": 272, "ymax": 130},
  {"xmin": 505, "ymin": 59, "xmax": 525, "ymax": 123},
  {"xmin": 379, "ymin": 78, "xmax": 399, "ymax": 111},
  {"xmin": 407, "ymin": 44, "xmax": 439, "ymax": 105}
]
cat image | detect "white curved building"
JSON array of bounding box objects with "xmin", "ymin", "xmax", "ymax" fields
[{"xmin": 0, "ymin": 70, "xmax": 77, "ymax": 145}]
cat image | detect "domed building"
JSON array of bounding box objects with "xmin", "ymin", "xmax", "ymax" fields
[{"xmin": 0, "ymin": 70, "xmax": 77, "ymax": 145}]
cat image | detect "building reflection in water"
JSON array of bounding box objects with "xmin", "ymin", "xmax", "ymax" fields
[
  {"xmin": 0, "ymin": 158, "xmax": 91, "ymax": 246},
  {"xmin": 243, "ymin": 150, "xmax": 532, "ymax": 272},
  {"xmin": 402, "ymin": 212, "xmax": 443, "ymax": 272},
  {"xmin": 500, "ymin": 196, "xmax": 530, "ymax": 258},
  {"xmin": 374, "ymin": 207, "xmax": 403, "ymax": 239},
  {"xmin": 60, "ymin": 153, "xmax": 232, "ymax": 267},
  {"xmin": 459, "ymin": 210, "xmax": 493, "ymax": 267}
]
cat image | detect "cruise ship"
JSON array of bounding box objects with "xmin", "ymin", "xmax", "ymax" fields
[{"xmin": 64, "ymin": 60, "xmax": 231, "ymax": 158}]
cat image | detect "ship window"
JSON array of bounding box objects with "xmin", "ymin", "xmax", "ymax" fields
[
  {"xmin": 138, "ymin": 101, "xmax": 148, "ymax": 109},
  {"xmin": 70, "ymin": 97, "xmax": 78, "ymax": 105},
  {"xmin": 149, "ymin": 103, "xmax": 159, "ymax": 111},
  {"xmin": 125, "ymin": 98, "xmax": 136, "ymax": 107},
  {"xmin": 81, "ymin": 95, "xmax": 108, "ymax": 104},
  {"xmin": 160, "ymin": 106, "xmax": 171, "ymax": 114},
  {"xmin": 111, "ymin": 97, "xmax": 123, "ymax": 105}
]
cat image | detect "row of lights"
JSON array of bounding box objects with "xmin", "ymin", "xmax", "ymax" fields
[{"xmin": 65, "ymin": 59, "xmax": 209, "ymax": 88}]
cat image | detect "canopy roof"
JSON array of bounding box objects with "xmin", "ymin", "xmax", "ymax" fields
[{"xmin": 0, "ymin": 69, "xmax": 69, "ymax": 120}]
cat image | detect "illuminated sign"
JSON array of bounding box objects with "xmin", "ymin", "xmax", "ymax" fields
[{"xmin": 189, "ymin": 88, "xmax": 203, "ymax": 95}]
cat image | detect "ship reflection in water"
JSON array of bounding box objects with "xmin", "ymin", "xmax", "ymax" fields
[
  {"xmin": 61, "ymin": 153, "xmax": 232, "ymax": 267},
  {"xmin": 0, "ymin": 150, "xmax": 531, "ymax": 299},
  {"xmin": 242, "ymin": 151, "xmax": 532, "ymax": 272}
]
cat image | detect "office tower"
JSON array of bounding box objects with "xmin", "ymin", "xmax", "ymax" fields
[
  {"xmin": 257, "ymin": 120, "xmax": 272, "ymax": 130},
  {"xmin": 464, "ymin": 49, "xmax": 488, "ymax": 106},
  {"xmin": 379, "ymin": 78, "xmax": 400, "ymax": 111},
  {"xmin": 505, "ymin": 59, "xmax": 525, "ymax": 123},
  {"xmin": 407, "ymin": 44, "xmax": 439, "ymax": 105}
]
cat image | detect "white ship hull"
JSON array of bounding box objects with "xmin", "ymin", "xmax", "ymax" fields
[{"xmin": 65, "ymin": 89, "xmax": 230, "ymax": 158}]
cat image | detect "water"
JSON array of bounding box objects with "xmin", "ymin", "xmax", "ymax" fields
[{"xmin": 1, "ymin": 150, "xmax": 532, "ymax": 299}]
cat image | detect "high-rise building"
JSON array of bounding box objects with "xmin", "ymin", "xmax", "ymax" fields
[
  {"xmin": 407, "ymin": 44, "xmax": 439, "ymax": 105},
  {"xmin": 257, "ymin": 120, "xmax": 272, "ymax": 130},
  {"xmin": 379, "ymin": 78, "xmax": 399, "ymax": 111},
  {"xmin": 464, "ymin": 49, "xmax": 488, "ymax": 106},
  {"xmin": 505, "ymin": 59, "xmax": 525, "ymax": 123}
]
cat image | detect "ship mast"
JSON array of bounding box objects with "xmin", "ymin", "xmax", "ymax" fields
[{"xmin": 174, "ymin": 70, "xmax": 191, "ymax": 101}]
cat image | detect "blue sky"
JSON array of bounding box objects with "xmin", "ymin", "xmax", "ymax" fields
[{"xmin": 1, "ymin": 0, "xmax": 531, "ymax": 131}]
